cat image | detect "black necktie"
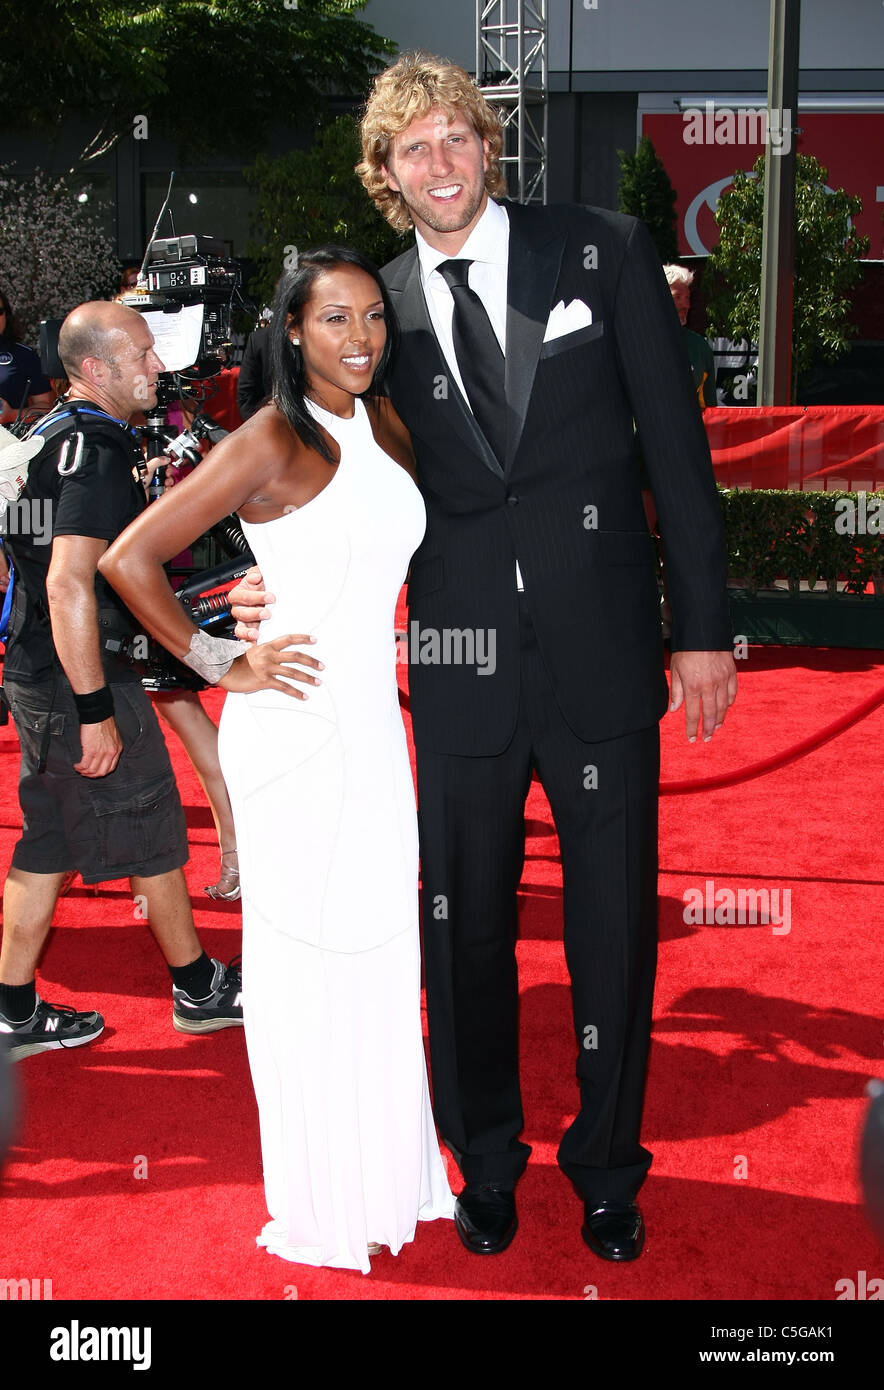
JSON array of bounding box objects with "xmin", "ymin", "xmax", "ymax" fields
[{"xmin": 436, "ymin": 259, "xmax": 506, "ymax": 463}]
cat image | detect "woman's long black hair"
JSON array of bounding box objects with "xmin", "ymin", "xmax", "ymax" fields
[{"xmin": 268, "ymin": 245, "xmax": 399, "ymax": 465}]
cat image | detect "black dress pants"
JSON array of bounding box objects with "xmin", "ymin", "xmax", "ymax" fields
[{"xmin": 416, "ymin": 596, "xmax": 659, "ymax": 1204}]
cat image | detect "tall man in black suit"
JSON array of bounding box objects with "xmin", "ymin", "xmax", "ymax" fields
[{"xmin": 234, "ymin": 53, "xmax": 737, "ymax": 1261}]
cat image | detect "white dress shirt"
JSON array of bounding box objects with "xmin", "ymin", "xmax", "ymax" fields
[
  {"xmin": 416, "ymin": 198, "xmax": 524, "ymax": 590},
  {"xmin": 416, "ymin": 195, "xmax": 509, "ymax": 398}
]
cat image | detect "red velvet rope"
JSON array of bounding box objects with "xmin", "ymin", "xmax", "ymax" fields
[{"xmin": 659, "ymin": 682, "xmax": 884, "ymax": 794}]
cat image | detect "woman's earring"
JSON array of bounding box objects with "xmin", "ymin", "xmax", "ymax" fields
[{"xmin": 290, "ymin": 336, "xmax": 300, "ymax": 345}]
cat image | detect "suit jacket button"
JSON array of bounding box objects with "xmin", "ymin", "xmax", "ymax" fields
[{"xmin": 506, "ymin": 493, "xmax": 520, "ymax": 505}]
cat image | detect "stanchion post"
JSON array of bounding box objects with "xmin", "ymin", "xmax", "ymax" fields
[{"xmin": 758, "ymin": 0, "xmax": 801, "ymax": 406}]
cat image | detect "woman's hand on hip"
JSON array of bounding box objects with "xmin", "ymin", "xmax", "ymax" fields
[{"xmin": 219, "ymin": 634, "xmax": 323, "ymax": 697}]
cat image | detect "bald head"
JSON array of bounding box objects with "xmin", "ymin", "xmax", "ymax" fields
[
  {"xmin": 58, "ymin": 300, "xmax": 146, "ymax": 378},
  {"xmin": 57, "ymin": 300, "xmax": 164, "ymax": 418}
]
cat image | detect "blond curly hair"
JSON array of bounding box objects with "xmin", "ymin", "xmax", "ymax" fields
[{"xmin": 357, "ymin": 53, "xmax": 507, "ymax": 233}]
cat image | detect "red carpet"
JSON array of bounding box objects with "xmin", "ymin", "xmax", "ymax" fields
[{"xmin": 1, "ymin": 612, "xmax": 882, "ymax": 1303}]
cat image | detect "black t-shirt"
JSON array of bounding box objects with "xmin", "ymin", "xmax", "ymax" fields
[
  {"xmin": 3, "ymin": 400, "xmax": 146, "ymax": 684},
  {"xmin": 0, "ymin": 341, "xmax": 52, "ymax": 410}
]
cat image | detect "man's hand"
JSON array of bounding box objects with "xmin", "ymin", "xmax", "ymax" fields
[
  {"xmin": 219, "ymin": 634, "xmax": 323, "ymax": 698},
  {"xmin": 74, "ymin": 717, "xmax": 123, "ymax": 777},
  {"xmin": 143, "ymin": 456, "xmax": 172, "ymax": 493},
  {"xmin": 669, "ymin": 650, "xmax": 738, "ymax": 743},
  {"xmin": 144, "ymin": 456, "xmax": 192, "ymax": 494},
  {"xmin": 228, "ymin": 566, "xmax": 274, "ymax": 643}
]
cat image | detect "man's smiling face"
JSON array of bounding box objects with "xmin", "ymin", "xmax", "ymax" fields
[{"xmin": 381, "ymin": 107, "xmax": 491, "ymax": 250}]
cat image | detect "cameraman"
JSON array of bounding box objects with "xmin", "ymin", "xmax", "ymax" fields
[{"xmin": 0, "ymin": 301, "xmax": 243, "ymax": 1060}]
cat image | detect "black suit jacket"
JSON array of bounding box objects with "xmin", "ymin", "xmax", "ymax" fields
[
  {"xmin": 382, "ymin": 201, "xmax": 731, "ymax": 756},
  {"xmin": 237, "ymin": 326, "xmax": 273, "ymax": 420}
]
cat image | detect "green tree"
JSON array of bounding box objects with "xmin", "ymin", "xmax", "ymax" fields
[
  {"xmin": 0, "ymin": 0, "xmax": 394, "ymax": 172},
  {"xmin": 0, "ymin": 167, "xmax": 119, "ymax": 344},
  {"xmin": 617, "ymin": 136, "xmax": 679, "ymax": 263},
  {"xmin": 245, "ymin": 115, "xmax": 409, "ymax": 306},
  {"xmin": 705, "ymin": 153, "xmax": 869, "ymax": 401}
]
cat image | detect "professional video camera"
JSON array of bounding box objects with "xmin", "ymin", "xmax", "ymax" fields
[
  {"xmin": 128, "ymin": 167, "xmax": 249, "ymax": 372},
  {"xmin": 123, "ymin": 232, "xmax": 241, "ymax": 388},
  {"xmin": 146, "ymin": 233, "xmax": 238, "ymax": 335}
]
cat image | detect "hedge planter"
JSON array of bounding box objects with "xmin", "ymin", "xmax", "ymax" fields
[
  {"xmin": 728, "ymin": 588, "xmax": 884, "ymax": 649},
  {"xmin": 716, "ymin": 488, "xmax": 884, "ymax": 596}
]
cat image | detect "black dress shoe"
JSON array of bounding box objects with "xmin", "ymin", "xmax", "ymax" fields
[
  {"xmin": 581, "ymin": 1201, "xmax": 645, "ymax": 1262},
  {"xmin": 454, "ymin": 1183, "xmax": 518, "ymax": 1255}
]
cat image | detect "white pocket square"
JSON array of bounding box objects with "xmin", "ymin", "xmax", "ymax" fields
[{"xmin": 543, "ymin": 298, "xmax": 593, "ymax": 343}]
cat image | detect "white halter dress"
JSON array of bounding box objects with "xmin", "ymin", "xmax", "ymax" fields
[{"xmin": 217, "ymin": 397, "xmax": 454, "ymax": 1273}]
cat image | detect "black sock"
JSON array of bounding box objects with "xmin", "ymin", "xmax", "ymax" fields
[
  {"xmin": 169, "ymin": 952, "xmax": 215, "ymax": 1000},
  {"xmin": 0, "ymin": 980, "xmax": 37, "ymax": 1023}
]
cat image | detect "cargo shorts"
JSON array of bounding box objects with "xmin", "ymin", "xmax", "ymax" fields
[{"xmin": 5, "ymin": 677, "xmax": 188, "ymax": 884}]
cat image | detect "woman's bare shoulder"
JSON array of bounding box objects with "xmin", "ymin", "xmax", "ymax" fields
[
  {"xmin": 237, "ymin": 400, "xmax": 292, "ymax": 442},
  {"xmin": 230, "ymin": 400, "xmax": 316, "ymax": 462}
]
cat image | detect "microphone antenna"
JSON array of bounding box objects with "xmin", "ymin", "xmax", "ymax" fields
[{"xmin": 139, "ymin": 171, "xmax": 175, "ymax": 283}]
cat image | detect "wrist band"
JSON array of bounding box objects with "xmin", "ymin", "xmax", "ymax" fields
[
  {"xmin": 73, "ymin": 686, "xmax": 115, "ymax": 724},
  {"xmin": 180, "ymin": 629, "xmax": 247, "ymax": 685}
]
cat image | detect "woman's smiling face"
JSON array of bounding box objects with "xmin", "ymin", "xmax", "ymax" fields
[{"xmin": 292, "ymin": 265, "xmax": 387, "ymax": 415}]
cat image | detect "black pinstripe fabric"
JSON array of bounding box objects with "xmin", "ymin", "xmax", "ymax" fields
[{"xmin": 384, "ymin": 201, "xmax": 731, "ymax": 758}]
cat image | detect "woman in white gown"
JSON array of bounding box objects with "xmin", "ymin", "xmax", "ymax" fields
[{"xmin": 101, "ymin": 248, "xmax": 454, "ymax": 1272}]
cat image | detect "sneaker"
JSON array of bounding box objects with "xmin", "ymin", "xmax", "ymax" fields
[
  {"xmin": 0, "ymin": 996, "xmax": 105, "ymax": 1061},
  {"xmin": 172, "ymin": 956, "xmax": 243, "ymax": 1034}
]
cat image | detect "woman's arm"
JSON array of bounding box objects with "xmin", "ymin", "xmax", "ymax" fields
[{"xmin": 99, "ymin": 418, "xmax": 323, "ymax": 697}]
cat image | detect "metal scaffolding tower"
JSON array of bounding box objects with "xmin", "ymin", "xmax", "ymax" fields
[{"xmin": 476, "ymin": 1, "xmax": 548, "ymax": 204}]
